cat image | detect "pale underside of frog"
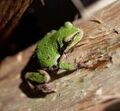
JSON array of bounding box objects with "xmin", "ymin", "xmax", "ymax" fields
[{"xmin": 25, "ymin": 22, "xmax": 84, "ymax": 93}]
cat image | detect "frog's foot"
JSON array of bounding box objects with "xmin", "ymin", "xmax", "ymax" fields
[{"xmin": 35, "ymin": 83, "xmax": 56, "ymax": 93}]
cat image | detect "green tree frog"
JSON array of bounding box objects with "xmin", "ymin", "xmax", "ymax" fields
[{"xmin": 25, "ymin": 22, "xmax": 83, "ymax": 93}]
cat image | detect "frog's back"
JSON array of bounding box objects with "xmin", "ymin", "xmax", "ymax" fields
[{"xmin": 35, "ymin": 30, "xmax": 60, "ymax": 68}]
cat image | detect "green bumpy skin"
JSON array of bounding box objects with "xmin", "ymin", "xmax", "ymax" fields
[
  {"xmin": 59, "ymin": 61, "xmax": 76, "ymax": 70},
  {"xmin": 35, "ymin": 22, "xmax": 83, "ymax": 68},
  {"xmin": 26, "ymin": 72, "xmax": 46, "ymax": 83}
]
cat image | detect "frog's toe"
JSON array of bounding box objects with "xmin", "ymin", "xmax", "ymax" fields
[{"xmin": 35, "ymin": 83, "xmax": 56, "ymax": 93}]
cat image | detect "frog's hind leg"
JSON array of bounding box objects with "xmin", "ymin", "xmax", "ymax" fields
[
  {"xmin": 25, "ymin": 70, "xmax": 56, "ymax": 93},
  {"xmin": 25, "ymin": 70, "xmax": 50, "ymax": 83}
]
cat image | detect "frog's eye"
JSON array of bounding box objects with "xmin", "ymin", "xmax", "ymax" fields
[
  {"xmin": 64, "ymin": 32, "xmax": 79, "ymax": 42},
  {"xmin": 65, "ymin": 35, "xmax": 73, "ymax": 42},
  {"xmin": 64, "ymin": 22, "xmax": 73, "ymax": 28}
]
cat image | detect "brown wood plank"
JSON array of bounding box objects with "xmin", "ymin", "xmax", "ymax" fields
[{"xmin": 0, "ymin": 1, "xmax": 120, "ymax": 111}]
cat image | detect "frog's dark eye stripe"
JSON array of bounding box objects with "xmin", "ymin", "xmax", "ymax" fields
[
  {"xmin": 64, "ymin": 31, "xmax": 80, "ymax": 42},
  {"xmin": 56, "ymin": 40, "xmax": 61, "ymax": 54}
]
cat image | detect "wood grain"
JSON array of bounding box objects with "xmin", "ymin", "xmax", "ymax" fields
[
  {"xmin": 0, "ymin": 1, "xmax": 120, "ymax": 111},
  {"xmin": 0, "ymin": 0, "xmax": 32, "ymax": 45}
]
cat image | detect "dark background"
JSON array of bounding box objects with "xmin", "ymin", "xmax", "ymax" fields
[{"xmin": 0, "ymin": 0, "xmax": 98, "ymax": 60}]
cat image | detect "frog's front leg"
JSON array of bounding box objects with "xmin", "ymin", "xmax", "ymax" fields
[{"xmin": 25, "ymin": 70, "xmax": 56, "ymax": 93}]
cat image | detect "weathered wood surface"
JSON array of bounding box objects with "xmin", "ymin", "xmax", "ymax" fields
[{"xmin": 0, "ymin": 1, "xmax": 120, "ymax": 111}]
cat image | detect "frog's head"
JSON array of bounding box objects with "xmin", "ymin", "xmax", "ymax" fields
[{"xmin": 62, "ymin": 22, "xmax": 83, "ymax": 53}]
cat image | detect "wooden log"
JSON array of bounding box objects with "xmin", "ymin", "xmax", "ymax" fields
[
  {"xmin": 0, "ymin": 0, "xmax": 32, "ymax": 45},
  {"xmin": 0, "ymin": 1, "xmax": 120, "ymax": 111}
]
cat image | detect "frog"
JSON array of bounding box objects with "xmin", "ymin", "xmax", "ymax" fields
[{"xmin": 25, "ymin": 22, "xmax": 83, "ymax": 93}]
